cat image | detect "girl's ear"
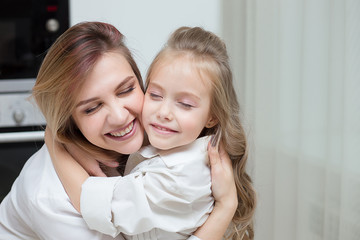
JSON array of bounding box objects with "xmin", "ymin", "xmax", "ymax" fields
[{"xmin": 205, "ymin": 116, "xmax": 218, "ymax": 128}]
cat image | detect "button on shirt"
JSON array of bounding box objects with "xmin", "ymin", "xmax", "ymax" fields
[{"xmin": 81, "ymin": 136, "xmax": 214, "ymax": 240}]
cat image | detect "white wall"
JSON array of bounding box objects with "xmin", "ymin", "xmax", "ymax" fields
[{"xmin": 70, "ymin": 0, "xmax": 221, "ymax": 78}]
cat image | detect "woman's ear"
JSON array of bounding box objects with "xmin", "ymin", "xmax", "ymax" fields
[{"xmin": 205, "ymin": 116, "xmax": 218, "ymax": 128}]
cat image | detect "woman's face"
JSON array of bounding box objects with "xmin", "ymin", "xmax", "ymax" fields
[{"xmin": 72, "ymin": 52, "xmax": 144, "ymax": 154}]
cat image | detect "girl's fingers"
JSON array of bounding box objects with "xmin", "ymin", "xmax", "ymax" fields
[
  {"xmin": 85, "ymin": 162, "xmax": 107, "ymax": 177},
  {"xmin": 97, "ymin": 159, "xmax": 120, "ymax": 168}
]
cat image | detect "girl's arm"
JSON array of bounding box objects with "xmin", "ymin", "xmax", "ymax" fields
[
  {"xmin": 45, "ymin": 127, "xmax": 89, "ymax": 212},
  {"xmin": 194, "ymin": 142, "xmax": 237, "ymax": 240},
  {"xmin": 45, "ymin": 127, "xmax": 121, "ymax": 211}
]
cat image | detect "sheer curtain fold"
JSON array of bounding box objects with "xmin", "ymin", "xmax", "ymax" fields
[{"xmin": 223, "ymin": 0, "xmax": 360, "ymax": 239}]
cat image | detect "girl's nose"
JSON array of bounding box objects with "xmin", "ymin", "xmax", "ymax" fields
[{"xmin": 157, "ymin": 101, "xmax": 173, "ymax": 121}]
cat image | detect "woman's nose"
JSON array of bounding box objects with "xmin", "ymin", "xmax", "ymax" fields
[{"xmin": 107, "ymin": 104, "xmax": 128, "ymax": 125}]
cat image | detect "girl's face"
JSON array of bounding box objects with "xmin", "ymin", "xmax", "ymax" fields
[
  {"xmin": 142, "ymin": 56, "xmax": 216, "ymax": 150},
  {"xmin": 72, "ymin": 52, "xmax": 144, "ymax": 154}
]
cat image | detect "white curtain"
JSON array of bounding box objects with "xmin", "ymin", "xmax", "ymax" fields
[{"xmin": 222, "ymin": 0, "xmax": 360, "ymax": 239}]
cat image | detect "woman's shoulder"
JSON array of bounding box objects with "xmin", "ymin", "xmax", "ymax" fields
[{"xmin": 9, "ymin": 144, "xmax": 70, "ymax": 206}]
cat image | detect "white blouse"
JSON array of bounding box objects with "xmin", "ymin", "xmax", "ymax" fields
[
  {"xmin": 0, "ymin": 145, "xmax": 121, "ymax": 240},
  {"xmin": 81, "ymin": 136, "xmax": 214, "ymax": 240}
]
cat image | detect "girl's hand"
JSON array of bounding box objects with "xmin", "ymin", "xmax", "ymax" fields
[
  {"xmin": 45, "ymin": 127, "xmax": 119, "ymax": 177},
  {"xmin": 193, "ymin": 140, "xmax": 237, "ymax": 240},
  {"xmin": 64, "ymin": 142, "xmax": 110, "ymax": 177},
  {"xmin": 44, "ymin": 128, "xmax": 107, "ymax": 177},
  {"xmin": 66, "ymin": 143, "xmax": 123, "ymax": 177}
]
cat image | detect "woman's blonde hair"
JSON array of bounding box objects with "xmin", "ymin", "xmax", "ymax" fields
[
  {"xmin": 147, "ymin": 27, "xmax": 256, "ymax": 240},
  {"xmin": 32, "ymin": 21, "xmax": 143, "ymax": 160}
]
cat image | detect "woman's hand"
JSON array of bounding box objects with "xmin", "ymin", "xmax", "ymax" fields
[
  {"xmin": 193, "ymin": 140, "xmax": 237, "ymax": 240},
  {"xmin": 208, "ymin": 140, "xmax": 237, "ymax": 210}
]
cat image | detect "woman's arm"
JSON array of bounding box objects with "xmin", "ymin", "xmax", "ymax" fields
[{"xmin": 194, "ymin": 141, "xmax": 237, "ymax": 240}]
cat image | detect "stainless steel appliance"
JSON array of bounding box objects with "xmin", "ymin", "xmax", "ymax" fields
[{"xmin": 0, "ymin": 0, "xmax": 69, "ymax": 201}]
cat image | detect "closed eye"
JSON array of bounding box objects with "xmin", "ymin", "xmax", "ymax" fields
[
  {"xmin": 85, "ymin": 103, "xmax": 102, "ymax": 114},
  {"xmin": 179, "ymin": 102, "xmax": 194, "ymax": 109},
  {"xmin": 117, "ymin": 86, "xmax": 135, "ymax": 96},
  {"xmin": 149, "ymin": 92, "xmax": 162, "ymax": 99}
]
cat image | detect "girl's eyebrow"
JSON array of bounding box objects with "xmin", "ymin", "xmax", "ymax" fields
[
  {"xmin": 147, "ymin": 81, "xmax": 163, "ymax": 90},
  {"xmin": 76, "ymin": 76, "xmax": 135, "ymax": 107},
  {"xmin": 148, "ymin": 81, "xmax": 201, "ymax": 101}
]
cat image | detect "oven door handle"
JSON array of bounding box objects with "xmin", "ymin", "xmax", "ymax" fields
[{"xmin": 0, "ymin": 131, "xmax": 45, "ymax": 143}]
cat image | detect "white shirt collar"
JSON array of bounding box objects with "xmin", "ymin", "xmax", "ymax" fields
[{"xmin": 136, "ymin": 136, "xmax": 211, "ymax": 167}]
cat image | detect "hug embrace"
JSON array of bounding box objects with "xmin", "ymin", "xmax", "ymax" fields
[{"xmin": 0, "ymin": 21, "xmax": 256, "ymax": 240}]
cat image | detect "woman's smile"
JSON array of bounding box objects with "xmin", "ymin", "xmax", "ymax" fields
[
  {"xmin": 72, "ymin": 52, "xmax": 144, "ymax": 154},
  {"xmin": 106, "ymin": 119, "xmax": 136, "ymax": 139}
]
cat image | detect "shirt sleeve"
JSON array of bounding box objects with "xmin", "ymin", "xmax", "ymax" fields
[
  {"xmin": 188, "ymin": 236, "xmax": 202, "ymax": 240},
  {"xmin": 81, "ymin": 164, "xmax": 213, "ymax": 237}
]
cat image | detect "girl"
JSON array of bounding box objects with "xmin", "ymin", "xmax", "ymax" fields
[
  {"xmin": 0, "ymin": 22, "xmax": 235, "ymax": 240},
  {"xmin": 51, "ymin": 26, "xmax": 256, "ymax": 240}
]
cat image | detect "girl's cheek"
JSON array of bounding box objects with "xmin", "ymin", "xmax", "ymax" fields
[{"xmin": 136, "ymin": 91, "xmax": 145, "ymax": 112}]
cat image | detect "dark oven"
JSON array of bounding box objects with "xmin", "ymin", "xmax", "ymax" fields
[{"xmin": 0, "ymin": 0, "xmax": 69, "ymax": 201}]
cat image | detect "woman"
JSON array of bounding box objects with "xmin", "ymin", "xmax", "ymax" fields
[{"xmin": 0, "ymin": 22, "xmax": 237, "ymax": 240}]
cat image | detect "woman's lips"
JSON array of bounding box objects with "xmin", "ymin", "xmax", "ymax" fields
[
  {"xmin": 108, "ymin": 121, "xmax": 134, "ymax": 137},
  {"xmin": 106, "ymin": 120, "xmax": 137, "ymax": 140}
]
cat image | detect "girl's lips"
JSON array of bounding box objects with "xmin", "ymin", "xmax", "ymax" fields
[
  {"xmin": 150, "ymin": 123, "xmax": 177, "ymax": 134},
  {"xmin": 106, "ymin": 119, "xmax": 137, "ymax": 141}
]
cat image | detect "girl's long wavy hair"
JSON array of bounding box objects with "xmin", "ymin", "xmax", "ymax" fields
[
  {"xmin": 32, "ymin": 21, "xmax": 143, "ymax": 163},
  {"xmin": 147, "ymin": 27, "xmax": 256, "ymax": 240}
]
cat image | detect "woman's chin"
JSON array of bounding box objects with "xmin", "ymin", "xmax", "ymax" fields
[{"xmin": 114, "ymin": 130, "xmax": 144, "ymax": 154}]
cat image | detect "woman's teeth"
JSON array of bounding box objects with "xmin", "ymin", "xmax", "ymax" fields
[{"xmin": 109, "ymin": 121, "xmax": 134, "ymax": 137}]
